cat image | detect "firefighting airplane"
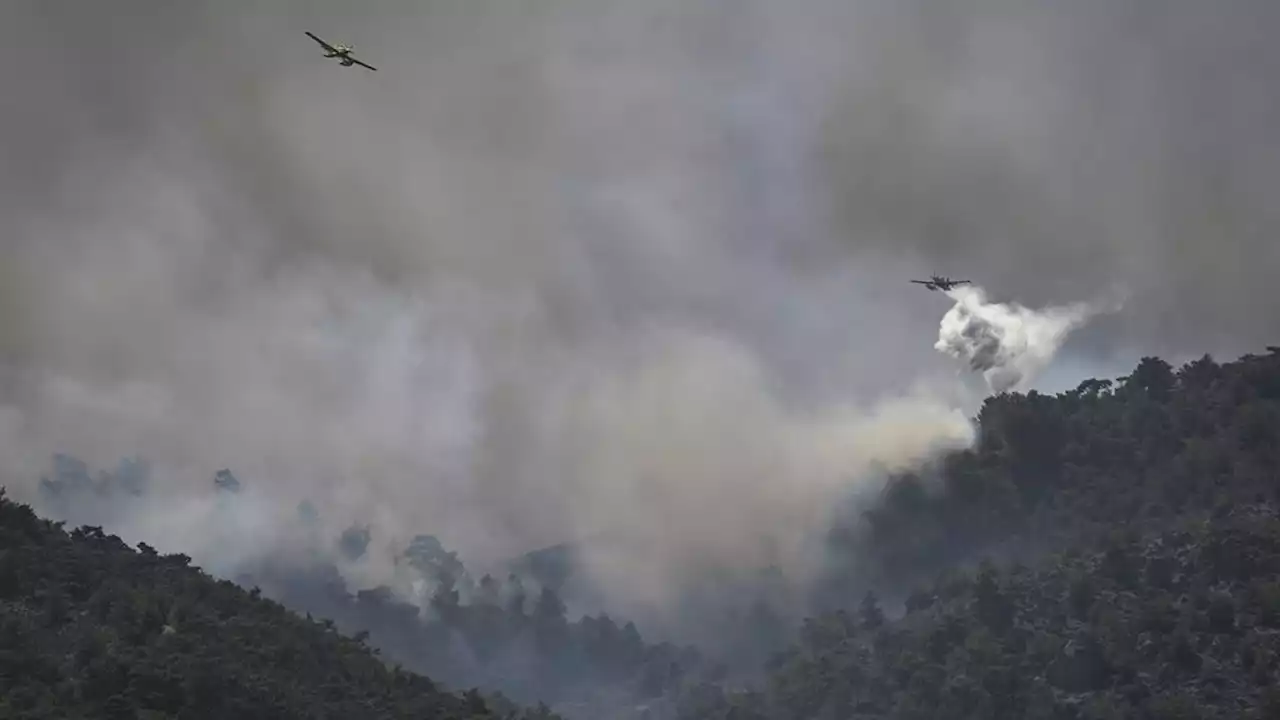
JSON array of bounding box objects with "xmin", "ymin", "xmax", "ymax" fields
[
  {"xmin": 305, "ymin": 31, "xmax": 378, "ymax": 71},
  {"xmin": 910, "ymin": 275, "xmax": 972, "ymax": 292}
]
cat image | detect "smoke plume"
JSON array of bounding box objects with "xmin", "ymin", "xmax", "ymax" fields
[
  {"xmin": 934, "ymin": 286, "xmax": 1110, "ymax": 393},
  {"xmin": 3, "ymin": 0, "xmax": 1275, "ymax": 650},
  {"xmin": 0, "ymin": 0, "xmax": 985, "ymax": 644}
]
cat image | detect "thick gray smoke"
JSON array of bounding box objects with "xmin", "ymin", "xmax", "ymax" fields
[
  {"xmin": 2, "ymin": 0, "xmax": 1276, "ymax": 645},
  {"xmin": 818, "ymin": 0, "xmax": 1280, "ymax": 363},
  {"xmin": 0, "ymin": 0, "xmax": 978, "ymax": 640},
  {"xmin": 934, "ymin": 286, "xmax": 1112, "ymax": 393}
]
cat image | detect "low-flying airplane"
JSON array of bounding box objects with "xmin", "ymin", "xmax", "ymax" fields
[
  {"xmin": 910, "ymin": 275, "xmax": 972, "ymax": 292},
  {"xmin": 305, "ymin": 31, "xmax": 377, "ymax": 71}
]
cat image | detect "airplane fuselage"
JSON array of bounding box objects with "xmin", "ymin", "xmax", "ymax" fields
[
  {"xmin": 323, "ymin": 51, "xmax": 357, "ymax": 66},
  {"xmin": 307, "ymin": 33, "xmax": 376, "ymax": 71},
  {"xmin": 910, "ymin": 277, "xmax": 970, "ymax": 292}
]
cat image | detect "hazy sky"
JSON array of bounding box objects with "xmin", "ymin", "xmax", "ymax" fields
[{"xmin": 2, "ymin": 0, "xmax": 1278, "ymax": 627}]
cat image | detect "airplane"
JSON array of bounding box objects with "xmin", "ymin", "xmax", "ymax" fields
[
  {"xmin": 305, "ymin": 31, "xmax": 377, "ymax": 71},
  {"xmin": 910, "ymin": 275, "xmax": 972, "ymax": 292}
]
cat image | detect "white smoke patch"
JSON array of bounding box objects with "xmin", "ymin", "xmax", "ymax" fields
[
  {"xmin": 934, "ymin": 285, "xmax": 1113, "ymax": 393},
  {"xmin": 558, "ymin": 329, "xmax": 976, "ymax": 625}
]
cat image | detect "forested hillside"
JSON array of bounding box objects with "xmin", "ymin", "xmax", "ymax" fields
[
  {"xmin": 27, "ymin": 468, "xmax": 727, "ymax": 718},
  {"xmin": 686, "ymin": 510, "xmax": 1280, "ymax": 719},
  {"xmin": 0, "ymin": 490, "xmax": 558, "ymax": 719},
  {"xmin": 830, "ymin": 349, "xmax": 1280, "ymax": 597},
  {"xmin": 8, "ymin": 348, "xmax": 1280, "ymax": 719},
  {"xmin": 247, "ymin": 555, "xmax": 719, "ymax": 714},
  {"xmin": 675, "ymin": 349, "xmax": 1280, "ymax": 719}
]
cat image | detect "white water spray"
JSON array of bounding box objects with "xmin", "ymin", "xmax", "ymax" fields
[{"xmin": 935, "ymin": 285, "xmax": 1111, "ymax": 393}]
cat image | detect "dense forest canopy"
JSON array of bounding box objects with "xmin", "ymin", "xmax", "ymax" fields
[
  {"xmin": 0, "ymin": 488, "xmax": 560, "ymax": 719},
  {"xmin": 7, "ymin": 347, "xmax": 1280, "ymax": 718}
]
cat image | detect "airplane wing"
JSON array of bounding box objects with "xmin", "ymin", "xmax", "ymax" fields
[
  {"xmin": 305, "ymin": 31, "xmax": 338, "ymax": 53},
  {"xmin": 909, "ymin": 280, "xmax": 931, "ymax": 285},
  {"xmin": 350, "ymin": 57, "xmax": 378, "ymax": 71}
]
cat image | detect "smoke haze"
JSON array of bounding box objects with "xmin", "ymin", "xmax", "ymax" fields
[
  {"xmin": 816, "ymin": 0, "xmax": 1280, "ymax": 361},
  {"xmin": 0, "ymin": 0, "xmax": 979, "ymax": 638},
  {"xmin": 3, "ymin": 0, "xmax": 1279, "ymax": 645}
]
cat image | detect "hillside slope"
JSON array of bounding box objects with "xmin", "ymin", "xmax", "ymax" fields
[
  {"xmin": 723, "ymin": 511, "xmax": 1280, "ymax": 719},
  {"xmin": 671, "ymin": 349, "xmax": 1280, "ymax": 719},
  {"xmin": 826, "ymin": 350, "xmax": 1280, "ymax": 598},
  {"xmin": 0, "ymin": 490, "xmax": 558, "ymax": 720},
  {"xmin": 33, "ymin": 462, "xmax": 721, "ymax": 716}
]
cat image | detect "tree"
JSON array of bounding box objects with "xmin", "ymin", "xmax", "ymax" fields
[
  {"xmin": 859, "ymin": 591, "xmax": 885, "ymax": 630},
  {"xmin": 338, "ymin": 524, "xmax": 371, "ymax": 562},
  {"xmin": 1126, "ymin": 356, "xmax": 1176, "ymax": 401}
]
